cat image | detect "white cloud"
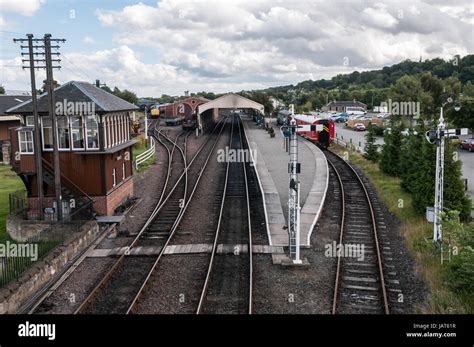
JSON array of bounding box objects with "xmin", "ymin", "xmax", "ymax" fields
[
  {"xmin": 362, "ymin": 3, "xmax": 399, "ymax": 29},
  {"xmin": 2, "ymin": 0, "xmax": 473, "ymax": 96},
  {"xmin": 82, "ymin": 36, "xmax": 96, "ymax": 44},
  {"xmin": 0, "ymin": 0, "xmax": 43, "ymax": 16}
]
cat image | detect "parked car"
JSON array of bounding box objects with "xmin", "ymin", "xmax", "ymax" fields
[
  {"xmin": 460, "ymin": 138, "xmax": 474, "ymax": 152},
  {"xmin": 354, "ymin": 123, "xmax": 366, "ymax": 131}
]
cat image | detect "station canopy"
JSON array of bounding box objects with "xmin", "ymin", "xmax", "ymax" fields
[{"xmin": 197, "ymin": 93, "xmax": 264, "ymax": 115}]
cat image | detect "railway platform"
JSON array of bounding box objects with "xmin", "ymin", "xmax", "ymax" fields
[{"xmin": 242, "ymin": 116, "xmax": 328, "ymax": 247}]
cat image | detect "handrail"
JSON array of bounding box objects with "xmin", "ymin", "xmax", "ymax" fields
[{"xmin": 135, "ymin": 137, "xmax": 155, "ymax": 169}]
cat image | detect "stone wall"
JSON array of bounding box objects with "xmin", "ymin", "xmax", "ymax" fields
[{"xmin": 0, "ymin": 220, "xmax": 101, "ymax": 313}]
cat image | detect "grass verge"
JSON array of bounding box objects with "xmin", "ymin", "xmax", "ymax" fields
[
  {"xmin": 331, "ymin": 144, "xmax": 472, "ymax": 313},
  {"xmin": 0, "ymin": 165, "xmax": 25, "ymax": 241}
]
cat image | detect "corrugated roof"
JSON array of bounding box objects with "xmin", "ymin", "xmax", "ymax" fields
[{"xmin": 6, "ymin": 81, "xmax": 139, "ymax": 114}]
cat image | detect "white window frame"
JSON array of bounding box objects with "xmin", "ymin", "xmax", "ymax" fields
[
  {"xmin": 41, "ymin": 116, "xmax": 53, "ymax": 151},
  {"xmin": 25, "ymin": 116, "xmax": 34, "ymax": 127},
  {"xmin": 112, "ymin": 167, "xmax": 117, "ymax": 187},
  {"xmin": 18, "ymin": 130, "xmax": 34, "ymax": 154},
  {"xmin": 57, "ymin": 115, "xmax": 71, "ymax": 151},
  {"xmin": 70, "ymin": 115, "xmax": 85, "ymax": 150},
  {"xmin": 85, "ymin": 114, "xmax": 100, "ymax": 151}
]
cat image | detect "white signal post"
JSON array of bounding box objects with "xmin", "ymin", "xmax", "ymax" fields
[
  {"xmin": 433, "ymin": 108, "xmax": 446, "ymax": 243},
  {"xmin": 427, "ymin": 100, "xmax": 465, "ymax": 249},
  {"xmin": 144, "ymin": 107, "xmax": 149, "ymax": 140},
  {"xmin": 280, "ymin": 105, "xmax": 324, "ymax": 263}
]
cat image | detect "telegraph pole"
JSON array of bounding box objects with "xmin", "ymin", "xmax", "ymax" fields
[
  {"xmin": 44, "ymin": 34, "xmax": 65, "ymax": 221},
  {"xmin": 13, "ymin": 33, "xmax": 65, "ymax": 221},
  {"xmin": 13, "ymin": 34, "xmax": 45, "ymax": 219}
]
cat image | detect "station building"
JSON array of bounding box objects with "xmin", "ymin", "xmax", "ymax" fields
[
  {"xmin": 6, "ymin": 81, "xmax": 139, "ymax": 217},
  {"xmin": 323, "ymin": 100, "xmax": 367, "ymax": 113}
]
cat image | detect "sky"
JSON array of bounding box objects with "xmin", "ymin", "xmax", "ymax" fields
[{"xmin": 0, "ymin": 0, "xmax": 473, "ymax": 97}]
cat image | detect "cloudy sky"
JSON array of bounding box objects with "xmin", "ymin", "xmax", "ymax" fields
[{"xmin": 0, "ymin": 0, "xmax": 473, "ymax": 97}]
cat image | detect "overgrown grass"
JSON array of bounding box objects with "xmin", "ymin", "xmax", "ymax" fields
[
  {"xmin": 0, "ymin": 165, "xmax": 25, "ymax": 242},
  {"xmin": 332, "ymin": 144, "xmax": 472, "ymax": 313}
]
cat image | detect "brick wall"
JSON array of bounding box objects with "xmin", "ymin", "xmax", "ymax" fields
[{"xmin": 93, "ymin": 177, "xmax": 133, "ymax": 216}]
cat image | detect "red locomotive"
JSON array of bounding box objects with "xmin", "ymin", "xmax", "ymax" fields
[{"xmin": 293, "ymin": 114, "xmax": 335, "ymax": 148}]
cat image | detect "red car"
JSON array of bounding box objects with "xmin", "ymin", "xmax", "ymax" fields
[{"xmin": 460, "ymin": 138, "xmax": 474, "ymax": 152}]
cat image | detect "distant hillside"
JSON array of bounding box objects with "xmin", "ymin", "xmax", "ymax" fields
[
  {"xmin": 242, "ymin": 55, "xmax": 474, "ymax": 113},
  {"xmin": 265, "ymin": 55, "xmax": 474, "ymax": 94}
]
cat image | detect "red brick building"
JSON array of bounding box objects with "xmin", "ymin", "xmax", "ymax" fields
[
  {"xmin": 158, "ymin": 96, "xmax": 209, "ymax": 119},
  {"xmin": 6, "ymin": 81, "xmax": 139, "ymax": 217},
  {"xmin": 0, "ymin": 95, "xmax": 29, "ymax": 164}
]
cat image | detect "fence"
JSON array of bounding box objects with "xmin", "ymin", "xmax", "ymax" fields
[
  {"xmin": 135, "ymin": 136, "xmax": 156, "ymax": 170},
  {"xmin": 334, "ymin": 135, "xmax": 364, "ymax": 153},
  {"xmin": 1, "ymin": 190, "xmax": 94, "ymax": 288}
]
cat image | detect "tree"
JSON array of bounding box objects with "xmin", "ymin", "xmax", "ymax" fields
[
  {"xmin": 117, "ymin": 89, "xmax": 138, "ymax": 104},
  {"xmin": 400, "ymin": 126, "xmax": 424, "ymax": 193},
  {"xmin": 446, "ymin": 96, "xmax": 474, "ymax": 134},
  {"xmin": 379, "ymin": 120, "xmax": 403, "ymax": 176},
  {"xmin": 442, "ymin": 213, "xmax": 474, "ymax": 296},
  {"xmin": 463, "ymin": 81, "xmax": 474, "ymax": 97},
  {"xmin": 0, "ymin": 85, "xmax": 5, "ymax": 94},
  {"xmin": 410, "ymin": 134, "xmax": 436, "ymax": 214},
  {"xmin": 363, "ymin": 124, "xmax": 379, "ymax": 162}
]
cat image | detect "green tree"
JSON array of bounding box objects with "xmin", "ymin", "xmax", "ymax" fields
[
  {"xmin": 442, "ymin": 213, "xmax": 474, "ymax": 297},
  {"xmin": 400, "ymin": 126, "xmax": 424, "ymax": 193},
  {"xmin": 444, "ymin": 141, "xmax": 472, "ymax": 221},
  {"xmin": 117, "ymin": 89, "xmax": 138, "ymax": 104},
  {"xmin": 410, "ymin": 135, "xmax": 436, "ymax": 214},
  {"xmin": 379, "ymin": 120, "xmax": 403, "ymax": 176},
  {"xmin": 446, "ymin": 96, "xmax": 474, "ymax": 134},
  {"xmin": 363, "ymin": 124, "xmax": 379, "ymax": 162},
  {"xmin": 463, "ymin": 81, "xmax": 474, "ymax": 97},
  {"xmin": 0, "ymin": 85, "xmax": 5, "ymax": 94}
]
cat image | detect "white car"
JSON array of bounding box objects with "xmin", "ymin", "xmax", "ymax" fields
[{"xmin": 354, "ymin": 123, "xmax": 366, "ymax": 131}]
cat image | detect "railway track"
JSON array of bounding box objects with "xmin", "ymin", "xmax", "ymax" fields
[
  {"xmin": 126, "ymin": 117, "xmax": 229, "ymax": 313},
  {"xmin": 196, "ymin": 115, "xmax": 253, "ymax": 314},
  {"xmin": 324, "ymin": 149, "xmax": 390, "ymax": 314},
  {"xmin": 74, "ymin": 118, "xmax": 228, "ymax": 314}
]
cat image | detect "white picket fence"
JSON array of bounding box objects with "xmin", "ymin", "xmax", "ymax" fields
[{"xmin": 135, "ymin": 137, "xmax": 155, "ymax": 170}]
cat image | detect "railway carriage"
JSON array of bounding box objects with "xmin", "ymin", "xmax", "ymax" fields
[{"xmin": 293, "ymin": 114, "xmax": 335, "ymax": 148}]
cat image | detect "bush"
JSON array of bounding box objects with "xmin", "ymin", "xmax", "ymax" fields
[
  {"xmin": 363, "ymin": 125, "xmax": 379, "ymax": 162},
  {"xmin": 379, "ymin": 120, "xmax": 403, "ymax": 176},
  {"xmin": 442, "ymin": 213, "xmax": 474, "ymax": 296}
]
